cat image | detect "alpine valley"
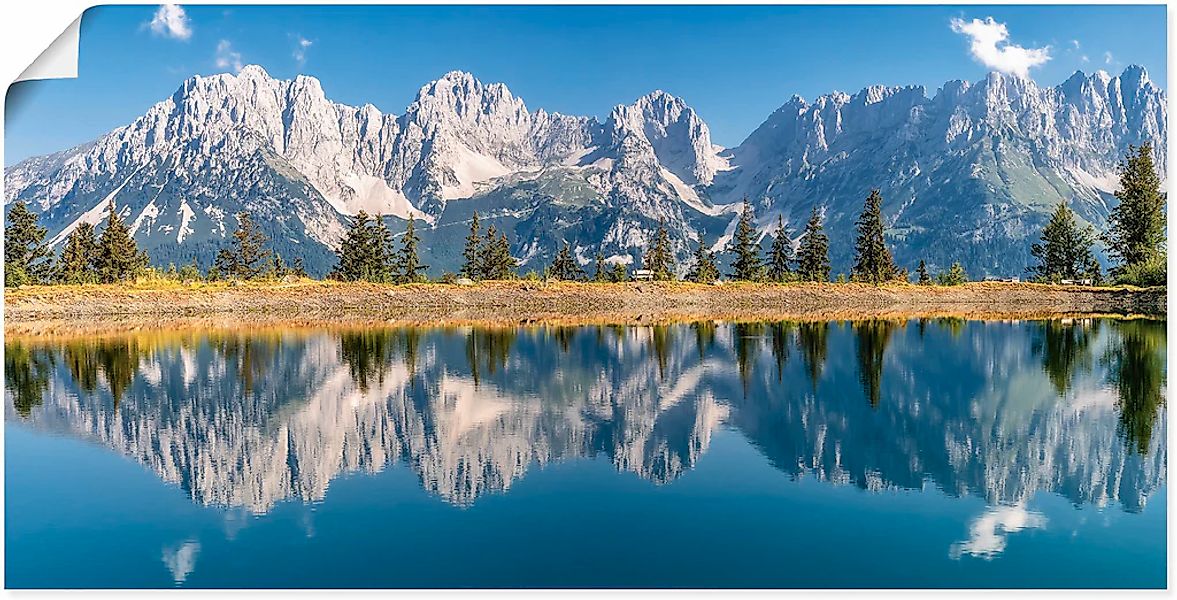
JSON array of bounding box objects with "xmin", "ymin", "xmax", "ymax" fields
[{"xmin": 4, "ymin": 65, "xmax": 1166, "ymax": 277}]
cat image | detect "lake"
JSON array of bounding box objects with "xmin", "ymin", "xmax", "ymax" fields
[{"xmin": 4, "ymin": 318, "xmax": 1166, "ymax": 588}]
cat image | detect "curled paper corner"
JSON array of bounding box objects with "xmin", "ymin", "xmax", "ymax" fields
[{"xmin": 15, "ymin": 16, "xmax": 82, "ymax": 83}]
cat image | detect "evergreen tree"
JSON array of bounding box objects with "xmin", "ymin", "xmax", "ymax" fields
[
  {"xmin": 728, "ymin": 199, "xmax": 763, "ymax": 280},
  {"xmin": 395, "ymin": 217, "xmax": 427, "ymax": 283},
  {"xmin": 331, "ymin": 211, "xmax": 374, "ymax": 281},
  {"xmin": 55, "ymin": 222, "xmax": 98, "ymax": 284},
  {"xmin": 1105, "ymin": 143, "xmax": 1166, "ymax": 273},
  {"xmin": 549, "ymin": 242, "xmax": 586, "ymax": 281},
  {"xmin": 476, "ymin": 225, "xmax": 515, "ymax": 280},
  {"xmin": 796, "ymin": 207, "xmax": 831, "ymax": 282},
  {"xmin": 5, "ymin": 201, "xmax": 53, "ymax": 286},
  {"xmin": 937, "ymin": 262, "xmax": 968, "ymax": 286},
  {"xmin": 851, "ymin": 189, "xmax": 898, "ymax": 284},
  {"xmin": 642, "ymin": 220, "xmax": 675, "ymax": 280},
  {"xmin": 218, "ymin": 211, "xmax": 271, "ymax": 280},
  {"xmin": 1028, "ymin": 202, "xmax": 1098, "ymax": 282},
  {"xmin": 95, "ymin": 202, "xmax": 148, "ymax": 284},
  {"xmin": 593, "ymin": 252, "xmax": 608, "ymax": 282},
  {"xmin": 461, "ymin": 212, "xmax": 483, "ymax": 279},
  {"xmin": 213, "ymin": 248, "xmax": 236, "ymax": 279},
  {"xmin": 371, "ymin": 214, "xmax": 394, "ymax": 283},
  {"xmin": 916, "ymin": 259, "xmax": 932, "ymax": 285},
  {"xmin": 766, "ymin": 214, "xmax": 795, "ymax": 282},
  {"xmin": 271, "ymin": 253, "xmax": 288, "ymax": 279},
  {"xmin": 686, "ymin": 238, "xmax": 719, "ymax": 283},
  {"xmin": 291, "ymin": 257, "xmax": 308, "ymax": 278},
  {"xmin": 609, "ymin": 262, "xmax": 629, "ymax": 283}
]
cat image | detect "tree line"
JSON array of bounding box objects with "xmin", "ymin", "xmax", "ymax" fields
[{"xmin": 5, "ymin": 145, "xmax": 1164, "ymax": 287}]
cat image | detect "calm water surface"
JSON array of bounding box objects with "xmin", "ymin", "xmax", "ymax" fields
[{"xmin": 4, "ymin": 318, "xmax": 1167, "ymax": 588}]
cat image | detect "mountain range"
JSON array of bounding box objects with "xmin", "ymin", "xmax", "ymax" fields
[{"xmin": 4, "ymin": 65, "xmax": 1166, "ymax": 277}]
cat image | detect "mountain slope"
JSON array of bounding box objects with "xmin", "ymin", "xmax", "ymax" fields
[{"xmin": 4, "ymin": 66, "xmax": 1166, "ymax": 277}]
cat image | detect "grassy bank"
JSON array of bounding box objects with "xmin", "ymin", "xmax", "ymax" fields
[{"xmin": 3, "ymin": 279, "xmax": 1164, "ymax": 334}]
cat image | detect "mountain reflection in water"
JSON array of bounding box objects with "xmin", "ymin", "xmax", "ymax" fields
[{"xmin": 6, "ymin": 319, "xmax": 1166, "ymax": 527}]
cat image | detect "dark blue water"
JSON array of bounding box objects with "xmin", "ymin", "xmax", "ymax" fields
[{"xmin": 4, "ymin": 318, "xmax": 1166, "ymax": 588}]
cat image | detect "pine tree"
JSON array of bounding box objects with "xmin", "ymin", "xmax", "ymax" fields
[
  {"xmin": 916, "ymin": 260, "xmax": 932, "ymax": 285},
  {"xmin": 5, "ymin": 201, "xmax": 53, "ymax": 286},
  {"xmin": 609, "ymin": 262, "xmax": 629, "ymax": 283},
  {"xmin": 796, "ymin": 207, "xmax": 831, "ymax": 282},
  {"xmin": 593, "ymin": 252, "xmax": 608, "ymax": 282},
  {"xmin": 767, "ymin": 214, "xmax": 795, "ymax": 282},
  {"xmin": 55, "ymin": 222, "xmax": 98, "ymax": 284},
  {"xmin": 686, "ymin": 238, "xmax": 719, "ymax": 283},
  {"xmin": 1028, "ymin": 202, "xmax": 1098, "ymax": 283},
  {"xmin": 1105, "ymin": 143, "xmax": 1166, "ymax": 273},
  {"xmin": 642, "ymin": 220, "xmax": 675, "ymax": 280},
  {"xmin": 219, "ymin": 211, "xmax": 271, "ymax": 280},
  {"xmin": 95, "ymin": 202, "xmax": 148, "ymax": 284},
  {"xmin": 461, "ymin": 212, "xmax": 482, "ymax": 279},
  {"xmin": 728, "ymin": 199, "xmax": 763, "ymax": 281},
  {"xmin": 213, "ymin": 248, "xmax": 237, "ymax": 279},
  {"xmin": 331, "ymin": 211, "xmax": 374, "ymax": 281},
  {"xmin": 550, "ymin": 242, "xmax": 586, "ymax": 281},
  {"xmin": 371, "ymin": 214, "xmax": 394, "ymax": 283},
  {"xmin": 291, "ymin": 257, "xmax": 308, "ymax": 278},
  {"xmin": 395, "ymin": 217, "xmax": 427, "ymax": 283},
  {"xmin": 271, "ymin": 253, "xmax": 288, "ymax": 279},
  {"xmin": 852, "ymin": 189, "xmax": 898, "ymax": 284},
  {"xmin": 477, "ymin": 225, "xmax": 515, "ymax": 280},
  {"xmin": 937, "ymin": 262, "xmax": 968, "ymax": 286}
]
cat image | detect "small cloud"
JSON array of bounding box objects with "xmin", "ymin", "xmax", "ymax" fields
[
  {"xmin": 292, "ymin": 36, "xmax": 313, "ymax": 68},
  {"xmin": 148, "ymin": 4, "xmax": 192, "ymax": 41},
  {"xmin": 1104, "ymin": 51, "xmax": 1116, "ymax": 65},
  {"xmin": 1071, "ymin": 39, "xmax": 1081, "ymax": 50},
  {"xmin": 950, "ymin": 16, "xmax": 1051, "ymax": 78},
  {"xmin": 1081, "ymin": 55, "xmax": 1090, "ymax": 64},
  {"xmin": 215, "ymin": 40, "xmax": 243, "ymax": 73}
]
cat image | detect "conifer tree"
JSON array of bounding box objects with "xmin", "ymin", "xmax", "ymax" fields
[
  {"xmin": 851, "ymin": 189, "xmax": 898, "ymax": 284},
  {"xmin": 96, "ymin": 202, "xmax": 148, "ymax": 284},
  {"xmin": 1104, "ymin": 143, "xmax": 1166, "ymax": 273},
  {"xmin": 686, "ymin": 238, "xmax": 719, "ymax": 283},
  {"xmin": 1028, "ymin": 202, "xmax": 1098, "ymax": 283},
  {"xmin": 796, "ymin": 207, "xmax": 831, "ymax": 282},
  {"xmin": 372, "ymin": 214, "xmax": 395, "ymax": 283},
  {"xmin": 642, "ymin": 220, "xmax": 675, "ymax": 280},
  {"xmin": 5, "ymin": 200, "xmax": 53, "ymax": 286},
  {"xmin": 916, "ymin": 260, "xmax": 932, "ymax": 285},
  {"xmin": 291, "ymin": 257, "xmax": 308, "ymax": 278},
  {"xmin": 767, "ymin": 215, "xmax": 795, "ymax": 282},
  {"xmin": 270, "ymin": 253, "xmax": 288, "ymax": 279},
  {"xmin": 593, "ymin": 252, "xmax": 608, "ymax": 282},
  {"xmin": 213, "ymin": 248, "xmax": 236, "ymax": 279},
  {"xmin": 55, "ymin": 222, "xmax": 98, "ymax": 284},
  {"xmin": 937, "ymin": 262, "xmax": 968, "ymax": 286},
  {"xmin": 609, "ymin": 262, "xmax": 629, "ymax": 283},
  {"xmin": 477, "ymin": 225, "xmax": 515, "ymax": 280},
  {"xmin": 218, "ymin": 211, "xmax": 271, "ymax": 280},
  {"xmin": 332, "ymin": 211, "xmax": 374, "ymax": 281},
  {"xmin": 728, "ymin": 199, "xmax": 762, "ymax": 281},
  {"xmin": 549, "ymin": 242, "xmax": 586, "ymax": 281},
  {"xmin": 461, "ymin": 212, "xmax": 483, "ymax": 279},
  {"xmin": 395, "ymin": 217, "xmax": 427, "ymax": 283}
]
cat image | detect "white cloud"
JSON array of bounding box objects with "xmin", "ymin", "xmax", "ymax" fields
[
  {"xmin": 1071, "ymin": 39, "xmax": 1081, "ymax": 50},
  {"xmin": 950, "ymin": 17, "xmax": 1051, "ymax": 79},
  {"xmin": 293, "ymin": 36, "xmax": 313, "ymax": 68},
  {"xmin": 1105, "ymin": 51, "xmax": 1116, "ymax": 65},
  {"xmin": 215, "ymin": 40, "xmax": 243, "ymax": 73},
  {"xmin": 149, "ymin": 4, "xmax": 192, "ymax": 41}
]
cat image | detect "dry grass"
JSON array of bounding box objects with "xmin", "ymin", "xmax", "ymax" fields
[{"xmin": 3, "ymin": 278, "xmax": 1164, "ymax": 337}]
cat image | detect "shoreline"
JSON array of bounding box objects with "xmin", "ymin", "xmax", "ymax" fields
[{"xmin": 3, "ymin": 280, "xmax": 1165, "ymax": 336}]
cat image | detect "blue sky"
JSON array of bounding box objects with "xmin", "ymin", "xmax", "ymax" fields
[{"xmin": 4, "ymin": 4, "xmax": 1167, "ymax": 165}]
